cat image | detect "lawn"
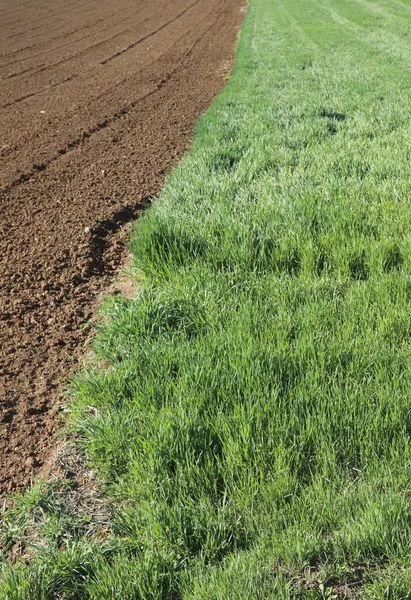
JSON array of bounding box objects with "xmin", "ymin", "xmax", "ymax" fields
[{"xmin": 3, "ymin": 0, "xmax": 411, "ymax": 597}]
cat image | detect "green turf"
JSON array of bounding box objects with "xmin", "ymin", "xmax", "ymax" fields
[{"xmin": 4, "ymin": 0, "xmax": 411, "ymax": 596}]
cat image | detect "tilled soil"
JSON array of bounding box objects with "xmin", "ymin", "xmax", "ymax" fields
[{"xmin": 0, "ymin": 0, "xmax": 244, "ymax": 493}]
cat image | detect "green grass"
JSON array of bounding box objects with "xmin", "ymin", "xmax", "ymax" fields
[{"xmin": 4, "ymin": 0, "xmax": 411, "ymax": 596}]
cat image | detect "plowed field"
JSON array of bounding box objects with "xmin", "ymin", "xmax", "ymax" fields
[{"xmin": 0, "ymin": 0, "xmax": 243, "ymax": 493}]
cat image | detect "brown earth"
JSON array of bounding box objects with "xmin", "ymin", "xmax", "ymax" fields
[{"xmin": 0, "ymin": 0, "xmax": 244, "ymax": 493}]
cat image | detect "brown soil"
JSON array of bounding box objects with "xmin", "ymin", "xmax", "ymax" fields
[{"xmin": 0, "ymin": 0, "xmax": 244, "ymax": 493}]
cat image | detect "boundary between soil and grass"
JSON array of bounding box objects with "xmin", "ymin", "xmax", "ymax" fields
[{"xmin": 4, "ymin": 0, "xmax": 411, "ymax": 597}]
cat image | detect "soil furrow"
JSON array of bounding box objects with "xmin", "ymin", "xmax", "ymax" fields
[
  {"xmin": 100, "ymin": 0, "xmax": 202, "ymax": 65},
  {"xmin": 0, "ymin": 0, "xmax": 183, "ymax": 98},
  {"xmin": 0, "ymin": 0, "xmax": 148, "ymax": 65},
  {"xmin": 1, "ymin": 6, "xmax": 220, "ymax": 190},
  {"xmin": 0, "ymin": 0, "xmax": 244, "ymax": 493},
  {"xmin": 0, "ymin": 0, "xmax": 222, "ymax": 183}
]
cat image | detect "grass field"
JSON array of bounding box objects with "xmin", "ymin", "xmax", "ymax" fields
[{"xmin": 4, "ymin": 0, "xmax": 411, "ymax": 596}]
